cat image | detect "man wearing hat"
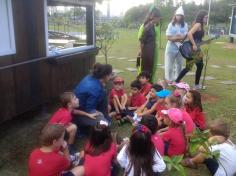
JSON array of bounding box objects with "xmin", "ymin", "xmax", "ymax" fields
[{"xmin": 164, "ymin": 6, "xmax": 188, "ymax": 85}]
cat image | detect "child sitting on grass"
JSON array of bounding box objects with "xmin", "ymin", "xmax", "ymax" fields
[
  {"xmin": 155, "ymin": 89, "xmax": 172, "ymax": 128},
  {"xmin": 82, "ymin": 120, "xmax": 117, "ymax": 176},
  {"xmin": 175, "ymin": 82, "xmax": 190, "ymax": 105},
  {"xmin": 140, "ymin": 115, "xmax": 164, "ymax": 156},
  {"xmin": 160, "ymin": 108, "xmax": 187, "ymax": 157},
  {"xmin": 182, "ymin": 119, "xmax": 236, "ymax": 176},
  {"xmin": 28, "ymin": 124, "xmax": 83, "ymax": 176},
  {"xmin": 117, "ymin": 124, "xmax": 166, "ymax": 176},
  {"xmin": 184, "ymin": 90, "xmax": 206, "ymax": 130},
  {"xmin": 109, "ymin": 76, "xmax": 127, "ymax": 120},
  {"xmin": 138, "ymin": 71, "xmax": 152, "ymax": 97},
  {"xmin": 136, "ymin": 84, "xmax": 163, "ymax": 117},
  {"xmin": 49, "ymin": 92, "xmax": 79, "ymax": 153},
  {"xmin": 125, "ymin": 80, "xmax": 146, "ymax": 124}
]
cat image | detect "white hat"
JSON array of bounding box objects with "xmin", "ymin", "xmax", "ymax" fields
[{"xmin": 175, "ymin": 6, "xmax": 184, "ymax": 16}]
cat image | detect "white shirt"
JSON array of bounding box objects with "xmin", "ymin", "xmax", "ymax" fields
[
  {"xmin": 117, "ymin": 145, "xmax": 166, "ymax": 176},
  {"xmin": 210, "ymin": 141, "xmax": 236, "ymax": 176}
]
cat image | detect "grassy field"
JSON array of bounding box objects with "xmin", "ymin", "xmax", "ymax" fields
[{"xmin": 0, "ymin": 28, "xmax": 235, "ymax": 176}]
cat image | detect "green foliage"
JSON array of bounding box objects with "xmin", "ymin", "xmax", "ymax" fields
[
  {"xmin": 96, "ymin": 22, "xmax": 118, "ymax": 63},
  {"xmin": 189, "ymin": 129, "xmax": 220, "ymax": 159},
  {"xmin": 163, "ymin": 155, "xmax": 186, "ymax": 176}
]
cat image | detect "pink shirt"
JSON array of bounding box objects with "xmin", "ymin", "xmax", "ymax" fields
[
  {"xmin": 151, "ymin": 134, "xmax": 164, "ymax": 156},
  {"xmin": 84, "ymin": 143, "xmax": 117, "ymax": 176}
]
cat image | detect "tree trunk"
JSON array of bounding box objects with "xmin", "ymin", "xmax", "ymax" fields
[{"xmin": 105, "ymin": 48, "xmax": 108, "ymax": 64}]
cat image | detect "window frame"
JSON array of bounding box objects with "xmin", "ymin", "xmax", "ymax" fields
[
  {"xmin": 0, "ymin": 0, "xmax": 16, "ymax": 56},
  {"xmin": 44, "ymin": 0, "xmax": 96, "ymax": 56}
]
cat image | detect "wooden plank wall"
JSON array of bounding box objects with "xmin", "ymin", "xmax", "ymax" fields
[{"xmin": 0, "ymin": 0, "xmax": 97, "ymax": 123}]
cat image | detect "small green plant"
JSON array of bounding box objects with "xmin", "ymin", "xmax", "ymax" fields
[
  {"xmin": 163, "ymin": 155, "xmax": 186, "ymax": 176},
  {"xmin": 189, "ymin": 129, "xmax": 220, "ymax": 159}
]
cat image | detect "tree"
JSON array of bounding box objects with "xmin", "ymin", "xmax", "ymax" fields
[{"xmin": 96, "ymin": 22, "xmax": 118, "ymax": 64}]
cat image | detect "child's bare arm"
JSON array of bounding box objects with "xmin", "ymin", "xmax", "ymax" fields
[
  {"xmin": 139, "ymin": 102, "xmax": 157, "ymax": 116},
  {"xmin": 72, "ymin": 109, "xmax": 96, "ymax": 119}
]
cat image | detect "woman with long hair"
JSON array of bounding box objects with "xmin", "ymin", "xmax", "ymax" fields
[
  {"xmin": 117, "ymin": 125, "xmax": 166, "ymax": 176},
  {"xmin": 176, "ymin": 10, "xmax": 208, "ymax": 90},
  {"xmin": 165, "ymin": 6, "xmax": 188, "ymax": 84},
  {"xmin": 138, "ymin": 6, "xmax": 161, "ymax": 83}
]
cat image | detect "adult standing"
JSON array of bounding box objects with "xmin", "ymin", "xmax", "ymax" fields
[
  {"xmin": 138, "ymin": 6, "xmax": 161, "ymax": 83},
  {"xmin": 165, "ymin": 6, "xmax": 188, "ymax": 84},
  {"xmin": 73, "ymin": 63, "xmax": 112, "ymax": 127},
  {"xmin": 176, "ymin": 11, "xmax": 208, "ymax": 90}
]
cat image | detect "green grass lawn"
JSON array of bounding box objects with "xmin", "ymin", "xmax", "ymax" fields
[{"xmin": 0, "ymin": 28, "xmax": 235, "ymax": 176}]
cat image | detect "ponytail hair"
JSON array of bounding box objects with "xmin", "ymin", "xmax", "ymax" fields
[{"xmin": 92, "ymin": 63, "xmax": 112, "ymax": 79}]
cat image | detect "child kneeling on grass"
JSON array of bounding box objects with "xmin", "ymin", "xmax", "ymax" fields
[
  {"xmin": 182, "ymin": 119, "xmax": 236, "ymax": 176},
  {"xmin": 117, "ymin": 124, "xmax": 166, "ymax": 176},
  {"xmin": 49, "ymin": 92, "xmax": 79, "ymax": 153},
  {"xmin": 28, "ymin": 124, "xmax": 83, "ymax": 176}
]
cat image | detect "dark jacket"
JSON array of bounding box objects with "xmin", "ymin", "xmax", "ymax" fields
[{"xmin": 74, "ymin": 75, "xmax": 105, "ymax": 113}]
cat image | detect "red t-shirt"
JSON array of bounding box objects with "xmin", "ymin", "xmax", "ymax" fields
[
  {"xmin": 28, "ymin": 148, "xmax": 70, "ymax": 176},
  {"xmin": 49, "ymin": 108, "xmax": 72, "ymax": 126},
  {"xmin": 181, "ymin": 110, "xmax": 195, "ymax": 134},
  {"xmin": 140, "ymin": 83, "xmax": 152, "ymax": 96},
  {"xmin": 109, "ymin": 88, "xmax": 125, "ymax": 105},
  {"xmin": 130, "ymin": 92, "xmax": 146, "ymax": 107},
  {"xmin": 155, "ymin": 102, "xmax": 167, "ymax": 118},
  {"xmin": 151, "ymin": 134, "xmax": 164, "ymax": 156},
  {"xmin": 84, "ymin": 143, "xmax": 117, "ymax": 176},
  {"xmin": 161, "ymin": 127, "xmax": 186, "ymax": 157},
  {"xmin": 185, "ymin": 106, "xmax": 206, "ymax": 130}
]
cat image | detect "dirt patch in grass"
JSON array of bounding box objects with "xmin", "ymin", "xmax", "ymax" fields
[
  {"xmin": 201, "ymin": 93, "xmax": 218, "ymax": 104},
  {"xmin": 222, "ymin": 43, "xmax": 236, "ymax": 49}
]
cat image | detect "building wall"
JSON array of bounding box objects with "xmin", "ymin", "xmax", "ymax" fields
[{"xmin": 0, "ymin": 0, "xmax": 97, "ymax": 123}]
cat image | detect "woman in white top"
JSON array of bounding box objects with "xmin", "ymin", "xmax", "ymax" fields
[
  {"xmin": 117, "ymin": 125, "xmax": 166, "ymax": 176},
  {"xmin": 164, "ymin": 6, "xmax": 188, "ymax": 84}
]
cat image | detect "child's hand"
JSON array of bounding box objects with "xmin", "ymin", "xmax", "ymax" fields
[
  {"xmin": 87, "ymin": 113, "xmax": 97, "ymax": 119},
  {"xmin": 61, "ymin": 141, "xmax": 68, "ymax": 151},
  {"xmin": 129, "ymin": 92, "xmax": 133, "ymax": 97}
]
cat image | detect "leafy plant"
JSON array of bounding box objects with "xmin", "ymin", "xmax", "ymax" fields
[
  {"xmin": 96, "ymin": 22, "xmax": 118, "ymax": 64},
  {"xmin": 189, "ymin": 129, "xmax": 220, "ymax": 159},
  {"xmin": 163, "ymin": 155, "xmax": 186, "ymax": 176}
]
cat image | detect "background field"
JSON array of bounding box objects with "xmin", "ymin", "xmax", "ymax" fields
[{"xmin": 0, "ymin": 28, "xmax": 235, "ymax": 176}]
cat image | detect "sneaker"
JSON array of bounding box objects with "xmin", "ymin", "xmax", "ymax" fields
[
  {"xmin": 70, "ymin": 152, "xmax": 80, "ymax": 167},
  {"xmin": 193, "ymin": 84, "xmax": 202, "ymax": 91}
]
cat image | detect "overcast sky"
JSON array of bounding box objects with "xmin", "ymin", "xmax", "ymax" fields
[{"xmin": 96, "ymin": 0, "xmax": 204, "ymax": 16}]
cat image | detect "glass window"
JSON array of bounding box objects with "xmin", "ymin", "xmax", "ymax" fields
[{"xmin": 0, "ymin": 0, "xmax": 16, "ymax": 56}]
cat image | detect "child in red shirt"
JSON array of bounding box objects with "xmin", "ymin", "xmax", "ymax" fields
[
  {"xmin": 136, "ymin": 84, "xmax": 163, "ymax": 117},
  {"xmin": 155, "ymin": 89, "xmax": 172, "ymax": 128},
  {"xmin": 125, "ymin": 80, "xmax": 146, "ymax": 121},
  {"xmin": 82, "ymin": 120, "xmax": 117, "ymax": 176},
  {"xmin": 161, "ymin": 108, "xmax": 186, "ymax": 157},
  {"xmin": 165, "ymin": 92, "xmax": 195, "ymax": 135},
  {"xmin": 184, "ymin": 90, "xmax": 206, "ymax": 130},
  {"xmin": 28, "ymin": 124, "xmax": 84, "ymax": 176},
  {"xmin": 140, "ymin": 115, "xmax": 164, "ymax": 156},
  {"xmin": 138, "ymin": 71, "xmax": 152, "ymax": 97},
  {"xmin": 109, "ymin": 76, "xmax": 127, "ymax": 119},
  {"xmin": 49, "ymin": 92, "xmax": 79, "ymax": 153}
]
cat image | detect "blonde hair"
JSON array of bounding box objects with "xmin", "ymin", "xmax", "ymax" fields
[
  {"xmin": 40, "ymin": 124, "xmax": 65, "ymax": 146},
  {"xmin": 209, "ymin": 119, "xmax": 230, "ymax": 139},
  {"xmin": 60, "ymin": 92, "xmax": 75, "ymax": 108}
]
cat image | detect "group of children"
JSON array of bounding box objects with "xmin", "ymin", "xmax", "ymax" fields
[{"xmin": 28, "ymin": 71, "xmax": 236, "ymax": 176}]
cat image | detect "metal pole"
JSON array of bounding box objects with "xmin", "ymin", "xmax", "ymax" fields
[{"xmin": 207, "ymin": 0, "xmax": 212, "ymax": 26}]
